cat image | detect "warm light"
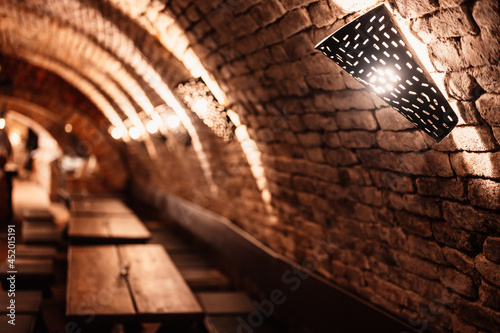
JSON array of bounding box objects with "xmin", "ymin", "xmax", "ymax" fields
[
  {"xmin": 9, "ymin": 131, "xmax": 21, "ymax": 146},
  {"xmin": 0, "ymin": 118, "xmax": 5, "ymax": 129},
  {"xmin": 194, "ymin": 99, "xmax": 208, "ymax": 116},
  {"xmin": 146, "ymin": 120, "xmax": 158, "ymax": 134},
  {"xmin": 128, "ymin": 127, "xmax": 141, "ymax": 140},
  {"xmin": 65, "ymin": 123, "xmax": 73, "ymax": 133},
  {"xmin": 166, "ymin": 115, "xmax": 180, "ymax": 129},
  {"xmin": 111, "ymin": 127, "xmax": 124, "ymax": 140}
]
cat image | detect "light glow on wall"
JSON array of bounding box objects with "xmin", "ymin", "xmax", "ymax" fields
[
  {"xmin": 128, "ymin": 126, "xmax": 141, "ymax": 140},
  {"xmin": 146, "ymin": 119, "xmax": 159, "ymax": 134},
  {"xmin": 110, "ymin": 126, "xmax": 125, "ymax": 140},
  {"xmin": 0, "ymin": 118, "xmax": 5, "ymax": 129}
]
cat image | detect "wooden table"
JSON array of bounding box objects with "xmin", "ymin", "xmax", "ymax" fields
[
  {"xmin": 66, "ymin": 244, "xmax": 203, "ymax": 324},
  {"xmin": 68, "ymin": 215, "xmax": 151, "ymax": 244},
  {"xmin": 70, "ymin": 198, "xmax": 133, "ymax": 215}
]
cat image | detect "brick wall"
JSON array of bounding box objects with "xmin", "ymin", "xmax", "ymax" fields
[
  {"xmin": 131, "ymin": 1, "xmax": 499, "ymax": 332},
  {"xmin": 0, "ymin": 57, "xmax": 128, "ymax": 191},
  {"xmin": 0, "ymin": 0, "xmax": 498, "ymax": 331}
]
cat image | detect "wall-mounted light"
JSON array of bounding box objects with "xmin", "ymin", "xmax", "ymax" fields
[
  {"xmin": 0, "ymin": 117, "xmax": 5, "ymax": 130},
  {"xmin": 155, "ymin": 104, "xmax": 191, "ymax": 146},
  {"xmin": 166, "ymin": 114, "xmax": 181, "ymax": 130},
  {"xmin": 128, "ymin": 127, "xmax": 141, "ymax": 140},
  {"xmin": 146, "ymin": 119, "xmax": 159, "ymax": 134},
  {"xmin": 110, "ymin": 126, "xmax": 124, "ymax": 140},
  {"xmin": 65, "ymin": 123, "xmax": 73, "ymax": 133},
  {"xmin": 175, "ymin": 78, "xmax": 235, "ymax": 143},
  {"xmin": 315, "ymin": 4, "xmax": 458, "ymax": 142}
]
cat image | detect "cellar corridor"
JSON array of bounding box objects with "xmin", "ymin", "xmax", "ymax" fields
[{"xmin": 0, "ymin": 1, "xmax": 499, "ymax": 332}]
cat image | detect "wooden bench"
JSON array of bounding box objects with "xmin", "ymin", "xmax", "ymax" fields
[
  {"xmin": 179, "ymin": 267, "xmax": 231, "ymax": 291},
  {"xmin": 204, "ymin": 316, "xmax": 282, "ymax": 333},
  {"xmin": 70, "ymin": 197, "xmax": 133, "ymax": 215},
  {"xmin": 0, "ymin": 259, "xmax": 53, "ymax": 289},
  {"xmin": 170, "ymin": 253, "xmax": 211, "ymax": 268},
  {"xmin": 16, "ymin": 245, "xmax": 57, "ymax": 260},
  {"xmin": 68, "ymin": 215, "xmax": 151, "ymax": 244},
  {"xmin": 22, "ymin": 208, "xmax": 53, "ymax": 222},
  {"xmin": 0, "ymin": 315, "xmax": 36, "ymax": 333},
  {"xmin": 21, "ymin": 222, "xmax": 62, "ymax": 244},
  {"xmin": 196, "ymin": 292, "xmax": 256, "ymax": 315},
  {"xmin": 67, "ymin": 244, "xmax": 203, "ymax": 326},
  {"xmin": 0, "ymin": 291, "xmax": 42, "ymax": 314}
]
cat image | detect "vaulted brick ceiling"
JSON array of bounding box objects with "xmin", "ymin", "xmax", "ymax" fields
[{"xmin": 1, "ymin": 1, "xmax": 500, "ymax": 331}]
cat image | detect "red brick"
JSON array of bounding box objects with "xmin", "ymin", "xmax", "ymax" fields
[
  {"xmin": 336, "ymin": 111, "xmax": 378, "ymax": 130},
  {"xmin": 278, "ymin": 8, "xmax": 312, "ymax": 38},
  {"xmin": 376, "ymin": 131, "xmax": 429, "ymax": 152},
  {"xmin": 395, "ymin": 0, "xmax": 439, "ymax": 18},
  {"xmin": 308, "ymin": 1, "xmax": 337, "ymax": 28},
  {"xmin": 475, "ymin": 254, "xmax": 500, "ymax": 287},
  {"xmin": 484, "ymin": 237, "xmax": 500, "ymax": 264},
  {"xmin": 250, "ymin": 0, "xmax": 286, "ymax": 27},
  {"xmin": 431, "ymin": 220, "xmax": 485, "ymax": 252},
  {"xmin": 442, "ymin": 247, "xmax": 476, "ymax": 276},
  {"xmin": 451, "ymin": 151, "xmax": 500, "ymax": 178},
  {"xmin": 439, "ymin": 267, "xmax": 477, "ymax": 298},
  {"xmin": 395, "ymin": 211, "xmax": 433, "ymax": 237},
  {"xmin": 443, "ymin": 201, "xmax": 499, "ymax": 233},
  {"xmin": 407, "ymin": 235, "xmax": 446, "ymax": 264},
  {"xmin": 416, "ymin": 177, "xmax": 466, "ymax": 201},
  {"xmin": 359, "ymin": 150, "xmax": 401, "ymax": 171},
  {"xmin": 403, "ymin": 194, "xmax": 442, "ymax": 218},
  {"xmin": 479, "ymin": 281, "xmax": 500, "ymax": 311},
  {"xmin": 338, "ymin": 131, "xmax": 377, "ymax": 148},
  {"xmin": 399, "ymin": 151, "xmax": 454, "ymax": 177},
  {"xmin": 324, "ymin": 148, "xmax": 359, "ymax": 166},
  {"xmin": 476, "ymin": 93, "xmax": 500, "ymax": 126},
  {"xmin": 455, "ymin": 299, "xmax": 500, "ymax": 330},
  {"xmin": 374, "ymin": 107, "xmax": 415, "ymax": 131},
  {"xmin": 429, "ymin": 6, "xmax": 477, "ymax": 38},
  {"xmin": 468, "ymin": 178, "xmax": 500, "ymax": 210},
  {"xmin": 370, "ymin": 170, "xmax": 415, "ymax": 193},
  {"xmin": 429, "ymin": 39, "xmax": 470, "ymax": 72}
]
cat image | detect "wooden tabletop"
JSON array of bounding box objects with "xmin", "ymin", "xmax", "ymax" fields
[
  {"xmin": 70, "ymin": 198, "xmax": 133, "ymax": 215},
  {"xmin": 66, "ymin": 244, "xmax": 203, "ymax": 322},
  {"xmin": 68, "ymin": 215, "xmax": 151, "ymax": 244}
]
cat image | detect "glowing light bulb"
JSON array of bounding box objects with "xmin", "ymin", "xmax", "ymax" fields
[
  {"xmin": 166, "ymin": 115, "xmax": 180, "ymax": 129},
  {"xmin": 194, "ymin": 99, "xmax": 208, "ymax": 116},
  {"xmin": 129, "ymin": 127, "xmax": 141, "ymax": 140},
  {"xmin": 0, "ymin": 118, "xmax": 5, "ymax": 129},
  {"xmin": 65, "ymin": 123, "xmax": 73, "ymax": 133},
  {"xmin": 9, "ymin": 131, "xmax": 21, "ymax": 146},
  {"xmin": 111, "ymin": 127, "xmax": 124, "ymax": 140},
  {"xmin": 146, "ymin": 120, "xmax": 158, "ymax": 134}
]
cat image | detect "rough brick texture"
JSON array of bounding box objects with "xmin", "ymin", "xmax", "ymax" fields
[{"xmin": 2, "ymin": 0, "xmax": 500, "ymax": 332}]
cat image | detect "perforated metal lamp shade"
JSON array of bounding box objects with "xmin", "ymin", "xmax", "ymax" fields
[{"xmin": 315, "ymin": 4, "xmax": 458, "ymax": 142}]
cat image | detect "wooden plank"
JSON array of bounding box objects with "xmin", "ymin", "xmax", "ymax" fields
[
  {"xmin": 68, "ymin": 215, "xmax": 151, "ymax": 243},
  {"xmin": 119, "ymin": 244, "xmax": 203, "ymax": 321},
  {"xmin": 0, "ymin": 314, "xmax": 36, "ymax": 333},
  {"xmin": 16, "ymin": 245, "xmax": 57, "ymax": 259},
  {"xmin": 22, "ymin": 208, "xmax": 53, "ymax": 222},
  {"xmin": 204, "ymin": 316, "xmax": 282, "ymax": 333},
  {"xmin": 68, "ymin": 217, "xmax": 110, "ymax": 239},
  {"xmin": 0, "ymin": 291, "xmax": 42, "ymax": 314},
  {"xmin": 66, "ymin": 246, "xmax": 135, "ymax": 319},
  {"xmin": 0, "ymin": 259, "xmax": 53, "ymax": 281},
  {"xmin": 196, "ymin": 292, "xmax": 256, "ymax": 315},
  {"xmin": 22, "ymin": 223, "xmax": 61, "ymax": 244},
  {"xmin": 107, "ymin": 216, "xmax": 151, "ymax": 241},
  {"xmin": 71, "ymin": 198, "xmax": 132, "ymax": 215},
  {"xmin": 179, "ymin": 268, "xmax": 231, "ymax": 291},
  {"xmin": 170, "ymin": 253, "xmax": 211, "ymax": 268}
]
